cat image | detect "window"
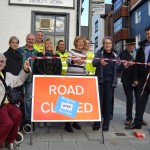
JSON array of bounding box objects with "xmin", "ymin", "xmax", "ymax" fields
[
  {"xmin": 95, "ymin": 20, "xmax": 98, "ymax": 33},
  {"xmin": 114, "ymin": 18, "xmax": 122, "ymax": 33},
  {"xmin": 114, "ymin": 41, "xmax": 123, "ymax": 53},
  {"xmin": 33, "ymin": 12, "xmax": 69, "ymax": 49},
  {"xmin": 136, "ymin": 34, "xmax": 141, "ymax": 48},
  {"xmin": 148, "ymin": 0, "xmax": 150, "ymax": 16},
  {"xmin": 114, "ymin": 17, "xmax": 128, "ymax": 33},
  {"xmin": 114, "ymin": 0, "xmax": 122, "ymax": 12},
  {"xmin": 95, "ymin": 36, "xmax": 98, "ymax": 49},
  {"xmin": 135, "ymin": 10, "xmax": 141, "ymax": 24}
]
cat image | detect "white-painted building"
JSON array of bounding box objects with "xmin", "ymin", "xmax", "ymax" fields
[
  {"xmin": 0, "ymin": 0, "xmax": 81, "ymax": 53},
  {"xmin": 91, "ymin": 14, "xmax": 104, "ymax": 53}
]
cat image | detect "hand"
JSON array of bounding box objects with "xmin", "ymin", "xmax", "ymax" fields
[
  {"xmin": 100, "ymin": 59, "xmax": 108, "ymax": 66},
  {"xmin": 23, "ymin": 60, "xmax": 30, "ymax": 72},
  {"xmin": 73, "ymin": 59, "xmax": 84, "ymax": 65},
  {"xmin": 134, "ymin": 81, "xmax": 138, "ymax": 86},
  {"xmin": 147, "ymin": 62, "xmax": 150, "ymax": 67}
]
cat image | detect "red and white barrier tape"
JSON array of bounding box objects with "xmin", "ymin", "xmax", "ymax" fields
[{"xmin": 27, "ymin": 56, "xmax": 150, "ymax": 96}]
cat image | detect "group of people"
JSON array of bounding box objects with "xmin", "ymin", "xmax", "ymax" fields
[{"xmin": 0, "ymin": 26, "xmax": 150, "ymax": 149}]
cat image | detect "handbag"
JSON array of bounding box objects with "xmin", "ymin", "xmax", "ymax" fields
[
  {"xmin": 0, "ymin": 73, "xmax": 23, "ymax": 105},
  {"xmin": 6, "ymin": 86, "xmax": 23, "ymax": 104}
]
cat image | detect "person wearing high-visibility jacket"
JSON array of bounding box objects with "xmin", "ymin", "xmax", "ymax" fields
[
  {"xmin": 82, "ymin": 39, "xmax": 96, "ymax": 75},
  {"xmin": 56, "ymin": 40, "xmax": 68, "ymax": 75}
]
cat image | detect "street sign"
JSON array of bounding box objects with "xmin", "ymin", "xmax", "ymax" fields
[{"xmin": 92, "ymin": 0, "xmax": 105, "ymax": 15}]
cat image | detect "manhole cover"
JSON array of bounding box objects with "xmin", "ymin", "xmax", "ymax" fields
[{"xmin": 115, "ymin": 133, "xmax": 127, "ymax": 136}]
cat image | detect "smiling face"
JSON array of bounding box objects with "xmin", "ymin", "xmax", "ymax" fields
[
  {"xmin": 26, "ymin": 34, "xmax": 35, "ymax": 48},
  {"xmin": 45, "ymin": 40, "xmax": 54, "ymax": 51},
  {"xmin": 76, "ymin": 39, "xmax": 85, "ymax": 51},
  {"xmin": 35, "ymin": 31, "xmax": 43, "ymax": 43}
]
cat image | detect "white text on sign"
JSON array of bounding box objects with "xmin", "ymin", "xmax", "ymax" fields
[{"xmin": 49, "ymin": 85, "xmax": 84, "ymax": 95}]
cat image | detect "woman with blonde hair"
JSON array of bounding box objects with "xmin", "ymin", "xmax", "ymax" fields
[{"xmin": 34, "ymin": 38, "xmax": 62, "ymax": 75}]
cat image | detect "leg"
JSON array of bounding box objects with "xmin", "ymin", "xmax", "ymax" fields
[
  {"xmin": 6, "ymin": 104, "xmax": 22, "ymax": 143},
  {"xmin": 103, "ymin": 81, "xmax": 113, "ymax": 130},
  {"xmin": 123, "ymin": 84, "xmax": 134, "ymax": 121},
  {"xmin": 0, "ymin": 104, "xmax": 14, "ymax": 145},
  {"xmin": 24, "ymin": 82, "xmax": 33, "ymax": 121}
]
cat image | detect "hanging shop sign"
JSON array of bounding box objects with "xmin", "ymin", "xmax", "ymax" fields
[
  {"xmin": 92, "ymin": 0, "xmax": 105, "ymax": 15},
  {"xmin": 9, "ymin": 0, "xmax": 75, "ymax": 8}
]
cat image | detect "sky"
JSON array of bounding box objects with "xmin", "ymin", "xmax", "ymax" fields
[{"xmin": 81, "ymin": 0, "xmax": 112, "ymax": 26}]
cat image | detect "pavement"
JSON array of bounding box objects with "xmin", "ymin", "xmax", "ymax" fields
[{"xmin": 1, "ymin": 99, "xmax": 150, "ymax": 150}]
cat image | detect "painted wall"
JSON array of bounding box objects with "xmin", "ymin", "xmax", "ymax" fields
[
  {"xmin": 91, "ymin": 14, "xmax": 104, "ymax": 53},
  {"xmin": 0, "ymin": 0, "xmax": 78, "ymax": 53},
  {"xmin": 130, "ymin": 1, "xmax": 150, "ymax": 41}
]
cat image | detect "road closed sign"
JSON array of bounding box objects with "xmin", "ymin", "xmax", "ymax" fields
[{"xmin": 32, "ymin": 75, "xmax": 101, "ymax": 122}]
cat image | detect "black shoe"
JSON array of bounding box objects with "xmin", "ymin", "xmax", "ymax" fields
[
  {"xmin": 64, "ymin": 126, "xmax": 73, "ymax": 132},
  {"xmin": 103, "ymin": 125, "xmax": 109, "ymax": 131},
  {"xmin": 125, "ymin": 122, "xmax": 141, "ymax": 130},
  {"xmin": 93, "ymin": 125, "xmax": 100, "ymax": 131},
  {"xmin": 72, "ymin": 123, "xmax": 81, "ymax": 130}
]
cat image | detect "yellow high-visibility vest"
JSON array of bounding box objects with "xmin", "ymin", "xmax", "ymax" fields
[
  {"xmin": 85, "ymin": 52, "xmax": 96, "ymax": 75},
  {"xmin": 33, "ymin": 43, "xmax": 44, "ymax": 53},
  {"xmin": 56, "ymin": 51, "xmax": 68, "ymax": 75}
]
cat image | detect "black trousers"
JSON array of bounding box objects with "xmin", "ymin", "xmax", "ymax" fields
[
  {"xmin": 123, "ymin": 84, "xmax": 137, "ymax": 121},
  {"xmin": 135, "ymin": 80, "xmax": 150, "ymax": 124}
]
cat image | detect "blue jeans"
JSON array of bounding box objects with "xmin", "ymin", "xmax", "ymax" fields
[{"xmin": 24, "ymin": 82, "xmax": 33, "ymax": 121}]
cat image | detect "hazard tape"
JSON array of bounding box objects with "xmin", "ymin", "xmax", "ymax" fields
[{"xmin": 27, "ymin": 56, "xmax": 150, "ymax": 96}]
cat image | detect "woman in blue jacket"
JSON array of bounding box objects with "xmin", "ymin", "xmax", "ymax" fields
[{"xmin": 92, "ymin": 36, "xmax": 127, "ymax": 131}]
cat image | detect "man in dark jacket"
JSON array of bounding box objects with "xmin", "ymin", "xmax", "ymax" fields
[
  {"xmin": 125, "ymin": 26, "xmax": 150, "ymax": 129},
  {"xmin": 119, "ymin": 38, "xmax": 137, "ymax": 126}
]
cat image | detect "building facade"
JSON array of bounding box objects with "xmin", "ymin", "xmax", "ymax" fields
[
  {"xmin": 0, "ymin": 0, "xmax": 82, "ymax": 53},
  {"xmin": 130, "ymin": 0, "xmax": 150, "ymax": 48}
]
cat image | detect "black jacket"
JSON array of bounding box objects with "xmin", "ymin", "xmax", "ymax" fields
[
  {"xmin": 134, "ymin": 40, "xmax": 150, "ymax": 81},
  {"xmin": 3, "ymin": 47, "xmax": 23, "ymax": 75},
  {"xmin": 119, "ymin": 49, "xmax": 135, "ymax": 85},
  {"xmin": 33, "ymin": 52, "xmax": 62, "ymax": 75}
]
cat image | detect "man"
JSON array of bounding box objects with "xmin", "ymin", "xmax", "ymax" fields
[
  {"xmin": 18, "ymin": 33, "xmax": 39, "ymax": 124},
  {"xmin": 56, "ymin": 40, "xmax": 68, "ymax": 75},
  {"xmin": 33, "ymin": 31, "xmax": 44, "ymax": 52},
  {"xmin": 119, "ymin": 37, "xmax": 137, "ymax": 126},
  {"xmin": 125, "ymin": 26, "xmax": 150, "ymax": 129}
]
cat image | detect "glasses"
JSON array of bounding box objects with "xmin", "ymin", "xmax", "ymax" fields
[
  {"xmin": 0, "ymin": 60, "xmax": 4, "ymax": 63},
  {"xmin": 104, "ymin": 42, "xmax": 112, "ymax": 45}
]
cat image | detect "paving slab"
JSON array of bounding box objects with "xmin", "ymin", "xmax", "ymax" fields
[
  {"xmin": 77, "ymin": 141, "xmax": 108, "ymax": 150},
  {"xmin": 50, "ymin": 141, "xmax": 77, "ymax": 150}
]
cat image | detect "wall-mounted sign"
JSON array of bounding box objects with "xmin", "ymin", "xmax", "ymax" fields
[
  {"xmin": 9, "ymin": 0, "xmax": 75, "ymax": 8},
  {"xmin": 92, "ymin": 0, "xmax": 105, "ymax": 15}
]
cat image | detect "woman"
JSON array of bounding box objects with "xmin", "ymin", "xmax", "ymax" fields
[
  {"xmin": 34, "ymin": 38, "xmax": 62, "ymax": 75},
  {"xmin": 34, "ymin": 39, "xmax": 62, "ymax": 127},
  {"xmin": 3, "ymin": 36, "xmax": 23, "ymax": 76},
  {"xmin": 82, "ymin": 39, "xmax": 96, "ymax": 75},
  {"xmin": 0, "ymin": 53, "xmax": 30, "ymax": 149},
  {"xmin": 92, "ymin": 36, "xmax": 127, "ymax": 131},
  {"xmin": 65, "ymin": 36, "xmax": 87, "ymax": 132}
]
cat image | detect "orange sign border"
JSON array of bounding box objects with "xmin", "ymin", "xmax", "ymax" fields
[{"xmin": 32, "ymin": 75, "xmax": 101, "ymax": 122}]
